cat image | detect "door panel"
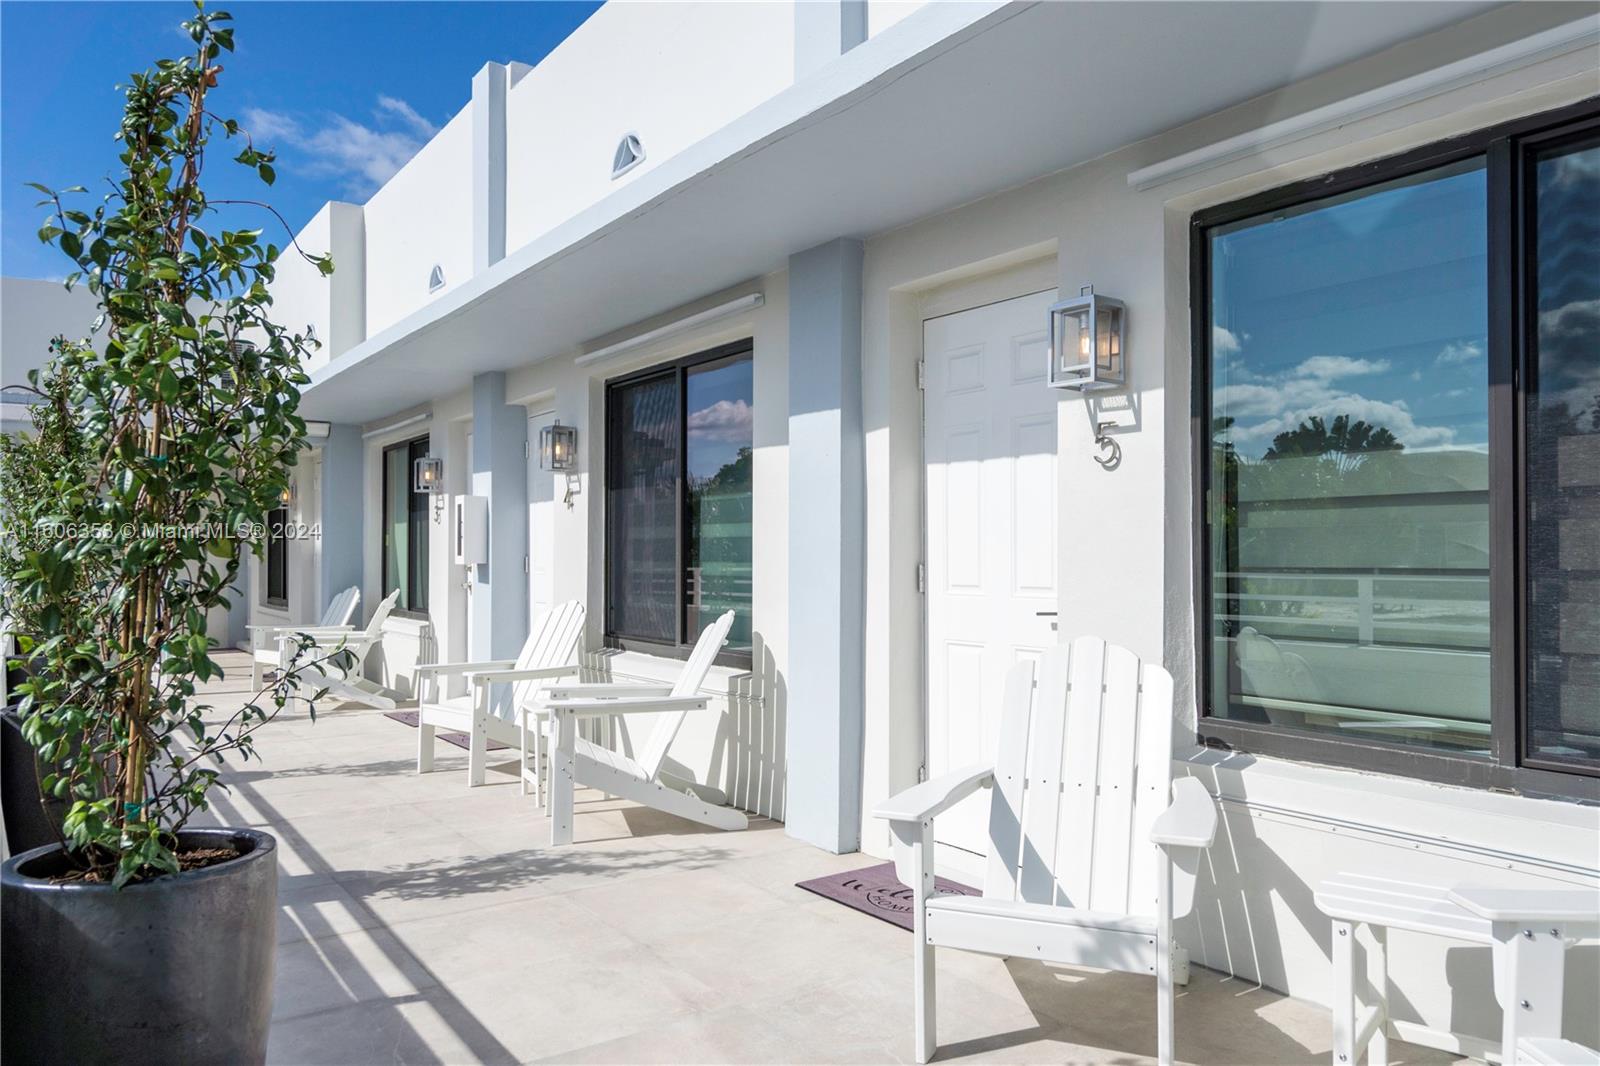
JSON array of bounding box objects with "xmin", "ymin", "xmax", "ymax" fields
[{"xmin": 923, "ymin": 289, "xmax": 1059, "ymax": 877}]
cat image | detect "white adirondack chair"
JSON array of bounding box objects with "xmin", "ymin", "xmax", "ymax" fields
[
  {"xmin": 1449, "ymin": 886, "xmax": 1600, "ymax": 1066},
  {"xmin": 247, "ymin": 585, "xmax": 360, "ymax": 689},
  {"xmin": 874, "ymin": 635, "xmax": 1216, "ymax": 1066},
  {"xmin": 540, "ymin": 610, "xmax": 746, "ymax": 845},
  {"xmin": 413, "ymin": 600, "xmax": 585, "ymax": 787},
  {"xmin": 288, "ymin": 589, "xmax": 400, "ymax": 709}
]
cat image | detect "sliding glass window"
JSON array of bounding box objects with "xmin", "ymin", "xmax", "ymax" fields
[
  {"xmin": 1194, "ymin": 99, "xmax": 1599, "ymax": 796},
  {"xmin": 605, "ymin": 341, "xmax": 753, "ymax": 663}
]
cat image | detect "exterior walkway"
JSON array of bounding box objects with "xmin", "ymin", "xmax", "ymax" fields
[{"xmin": 192, "ymin": 651, "xmax": 1462, "ymax": 1065}]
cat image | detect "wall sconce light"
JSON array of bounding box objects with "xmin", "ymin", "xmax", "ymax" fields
[
  {"xmin": 539, "ymin": 420, "xmax": 577, "ymax": 471},
  {"xmin": 1048, "ymin": 285, "xmax": 1125, "ymax": 391},
  {"xmin": 413, "ymin": 455, "xmax": 445, "ymax": 495},
  {"xmin": 277, "ymin": 482, "xmax": 295, "ymax": 507}
]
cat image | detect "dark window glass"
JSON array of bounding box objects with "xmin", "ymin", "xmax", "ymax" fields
[
  {"xmin": 605, "ymin": 342, "xmax": 754, "ymax": 659},
  {"xmin": 382, "ymin": 436, "xmax": 430, "ymax": 613},
  {"xmin": 608, "ymin": 374, "xmax": 680, "ymax": 644},
  {"xmin": 1526, "ymin": 135, "xmax": 1600, "ymax": 769},
  {"xmin": 265, "ymin": 506, "xmax": 288, "ymax": 606},
  {"xmin": 1206, "ymin": 159, "xmax": 1491, "ymax": 754}
]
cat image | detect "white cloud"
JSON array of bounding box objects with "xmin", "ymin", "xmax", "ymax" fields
[
  {"xmin": 376, "ymin": 95, "xmax": 437, "ymax": 140},
  {"xmin": 1212, "ymin": 326, "xmax": 1245, "ymax": 355},
  {"xmin": 242, "ymin": 107, "xmax": 301, "ymax": 142},
  {"xmin": 1218, "ymin": 351, "xmax": 1466, "ymax": 455},
  {"xmin": 242, "ymin": 97, "xmax": 439, "ymax": 198},
  {"xmin": 687, "ymin": 399, "xmax": 753, "ymax": 443},
  {"xmin": 1436, "ymin": 340, "xmax": 1483, "ymax": 365},
  {"xmin": 1294, "ymin": 355, "xmax": 1390, "ymax": 381}
]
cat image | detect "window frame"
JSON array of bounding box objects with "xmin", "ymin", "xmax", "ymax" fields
[
  {"xmin": 603, "ymin": 338, "xmax": 754, "ymax": 669},
  {"xmin": 263, "ymin": 505, "xmax": 288, "ymax": 609},
  {"xmin": 380, "ymin": 434, "xmax": 431, "ymax": 616},
  {"xmin": 1190, "ymin": 96, "xmax": 1600, "ymax": 802}
]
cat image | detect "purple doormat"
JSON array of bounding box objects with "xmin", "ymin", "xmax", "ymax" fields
[
  {"xmin": 797, "ymin": 862, "xmax": 980, "ymax": 932},
  {"xmin": 383, "ymin": 710, "xmax": 510, "ymax": 752}
]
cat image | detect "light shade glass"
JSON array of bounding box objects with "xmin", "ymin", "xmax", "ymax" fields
[
  {"xmin": 540, "ymin": 421, "xmax": 578, "ymax": 471},
  {"xmin": 1048, "ymin": 287, "xmax": 1126, "ymax": 390},
  {"xmin": 412, "ymin": 455, "xmax": 444, "ymax": 495}
]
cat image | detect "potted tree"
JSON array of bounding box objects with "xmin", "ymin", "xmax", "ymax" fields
[{"xmin": 0, "ymin": 5, "xmax": 337, "ymax": 1062}]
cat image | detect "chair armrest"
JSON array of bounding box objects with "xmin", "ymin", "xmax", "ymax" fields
[
  {"xmin": 1150, "ymin": 777, "xmax": 1217, "ymax": 849},
  {"xmin": 468, "ymin": 664, "xmax": 581, "ymax": 687},
  {"xmin": 415, "ymin": 659, "xmax": 516, "ymax": 677},
  {"xmin": 1448, "ymin": 886, "xmax": 1600, "ymax": 926},
  {"xmin": 874, "ymin": 765, "xmax": 994, "ymax": 824},
  {"xmin": 544, "ymin": 682, "xmax": 675, "ymax": 700},
  {"xmin": 547, "ymin": 696, "xmax": 708, "ymax": 718}
]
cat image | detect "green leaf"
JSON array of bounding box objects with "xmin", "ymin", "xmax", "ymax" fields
[
  {"xmin": 257, "ymin": 163, "xmax": 275, "ymax": 186},
  {"xmin": 158, "ymin": 367, "xmax": 180, "ymax": 402}
]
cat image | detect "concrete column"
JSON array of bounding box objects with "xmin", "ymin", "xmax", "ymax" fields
[
  {"xmin": 318, "ymin": 424, "xmax": 364, "ymax": 609},
  {"xmin": 470, "ymin": 372, "xmax": 527, "ymax": 664},
  {"xmin": 786, "ymin": 238, "xmax": 866, "ymax": 853},
  {"xmin": 794, "ymin": 0, "xmax": 867, "ymax": 79},
  {"xmin": 471, "ymin": 63, "xmax": 509, "ymax": 274}
]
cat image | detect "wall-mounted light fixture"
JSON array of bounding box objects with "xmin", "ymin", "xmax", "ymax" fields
[
  {"xmin": 277, "ymin": 482, "xmax": 296, "ymax": 507},
  {"xmin": 1048, "ymin": 286, "xmax": 1125, "ymax": 391},
  {"xmin": 413, "ymin": 455, "xmax": 445, "ymax": 495},
  {"xmin": 539, "ymin": 421, "xmax": 577, "ymax": 471}
]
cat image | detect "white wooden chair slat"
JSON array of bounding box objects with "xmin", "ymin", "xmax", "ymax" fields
[
  {"xmin": 292, "ymin": 589, "xmax": 400, "ymax": 709},
  {"xmin": 415, "ymin": 600, "xmax": 585, "ymax": 785},
  {"xmin": 543, "ymin": 611, "xmax": 747, "ymax": 843},
  {"xmin": 251, "ymin": 585, "xmax": 360, "ymax": 688},
  {"xmin": 637, "ymin": 609, "xmax": 734, "ymax": 781},
  {"xmin": 1130, "ymin": 663, "xmax": 1176, "ymax": 916},
  {"xmin": 874, "ymin": 636, "xmax": 1217, "ymax": 1066},
  {"xmin": 1056, "ymin": 636, "xmax": 1104, "ymax": 909},
  {"xmin": 983, "ymin": 659, "xmax": 1035, "ymax": 901},
  {"xmin": 1088, "ymin": 641, "xmax": 1142, "ymax": 914},
  {"xmin": 1018, "ymin": 642, "xmax": 1074, "ymax": 906}
]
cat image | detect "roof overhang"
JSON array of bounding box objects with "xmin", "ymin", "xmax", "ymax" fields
[{"xmin": 302, "ymin": 0, "xmax": 1500, "ymax": 422}]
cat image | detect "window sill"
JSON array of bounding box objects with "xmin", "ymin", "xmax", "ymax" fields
[
  {"xmin": 1196, "ymin": 717, "xmax": 1598, "ymax": 802},
  {"xmin": 587, "ymin": 646, "xmax": 759, "ymax": 701},
  {"xmin": 1176, "ymin": 745, "xmax": 1600, "ymax": 874},
  {"xmin": 382, "ymin": 612, "xmax": 432, "ymax": 634}
]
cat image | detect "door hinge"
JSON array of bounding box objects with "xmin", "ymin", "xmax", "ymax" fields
[
  {"xmin": 523, "ymin": 553, "xmax": 530, "ymax": 575},
  {"xmin": 915, "ymin": 561, "xmax": 927, "ymax": 594},
  {"xmin": 524, "ymin": 439, "xmax": 532, "ymax": 459},
  {"xmin": 916, "ymin": 359, "xmax": 926, "ymax": 390}
]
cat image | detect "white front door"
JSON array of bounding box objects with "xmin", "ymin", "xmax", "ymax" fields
[
  {"xmin": 527, "ymin": 412, "xmax": 557, "ymax": 623},
  {"xmin": 923, "ymin": 289, "xmax": 1060, "ymax": 878}
]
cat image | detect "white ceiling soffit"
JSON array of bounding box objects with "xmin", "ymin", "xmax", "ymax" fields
[{"xmin": 303, "ymin": 0, "xmax": 1499, "ymax": 422}]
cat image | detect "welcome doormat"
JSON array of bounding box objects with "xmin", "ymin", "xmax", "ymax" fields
[
  {"xmin": 797, "ymin": 862, "xmax": 980, "ymax": 932},
  {"xmin": 383, "ymin": 709, "xmax": 511, "ymax": 752}
]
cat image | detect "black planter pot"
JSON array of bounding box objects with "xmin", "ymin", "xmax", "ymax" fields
[
  {"xmin": 1, "ymin": 827, "xmax": 277, "ymax": 1066},
  {"xmin": 1, "ymin": 708, "xmax": 63, "ymax": 854}
]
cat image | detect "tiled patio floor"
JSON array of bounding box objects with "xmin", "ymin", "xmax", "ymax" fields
[{"xmin": 192, "ymin": 651, "xmax": 1463, "ymax": 1065}]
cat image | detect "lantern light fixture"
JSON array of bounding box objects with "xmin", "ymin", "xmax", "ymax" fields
[
  {"xmin": 413, "ymin": 455, "xmax": 445, "ymax": 495},
  {"xmin": 540, "ymin": 420, "xmax": 578, "ymax": 471},
  {"xmin": 1047, "ymin": 285, "xmax": 1125, "ymax": 391},
  {"xmin": 277, "ymin": 482, "xmax": 295, "ymax": 507}
]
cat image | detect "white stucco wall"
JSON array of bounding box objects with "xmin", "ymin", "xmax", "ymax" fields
[
  {"xmin": 364, "ymin": 107, "xmax": 474, "ymax": 338},
  {"xmin": 1, "ymin": 277, "xmax": 99, "ymax": 391},
  {"xmin": 503, "ymin": 1, "xmax": 796, "ymax": 254},
  {"xmin": 855, "ymin": 4, "xmax": 1599, "ymax": 1054},
  {"xmin": 270, "ymin": 202, "xmax": 366, "ymax": 374},
  {"xmin": 868, "ymin": 1, "xmax": 927, "ymax": 39}
]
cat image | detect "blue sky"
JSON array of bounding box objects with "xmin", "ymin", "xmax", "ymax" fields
[
  {"xmin": 2, "ymin": 1, "xmax": 601, "ymax": 281},
  {"xmin": 1211, "ymin": 161, "xmax": 1489, "ymax": 460}
]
